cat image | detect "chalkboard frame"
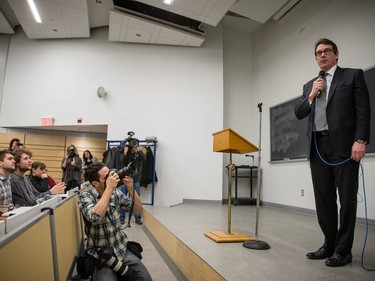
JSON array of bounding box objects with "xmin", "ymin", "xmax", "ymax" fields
[
  {"xmin": 363, "ymin": 65, "xmax": 375, "ymax": 155},
  {"xmin": 269, "ymin": 65, "xmax": 375, "ymax": 163}
]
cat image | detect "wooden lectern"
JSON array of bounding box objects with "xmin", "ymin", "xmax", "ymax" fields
[{"xmin": 205, "ymin": 128, "xmax": 259, "ymax": 242}]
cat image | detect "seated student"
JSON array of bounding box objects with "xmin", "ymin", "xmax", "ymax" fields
[
  {"xmin": 10, "ymin": 149, "xmax": 66, "ymax": 207},
  {"xmin": 0, "ymin": 149, "xmax": 15, "ymax": 210},
  {"xmin": 28, "ymin": 161, "xmax": 49, "ymax": 192}
]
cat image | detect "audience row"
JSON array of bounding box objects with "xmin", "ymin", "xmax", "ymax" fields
[{"xmin": 0, "ymin": 139, "xmax": 98, "ymax": 213}]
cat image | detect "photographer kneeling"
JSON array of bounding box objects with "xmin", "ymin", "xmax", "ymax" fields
[{"xmin": 79, "ymin": 162, "xmax": 152, "ymax": 281}]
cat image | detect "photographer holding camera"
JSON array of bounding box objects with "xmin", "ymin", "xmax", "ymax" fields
[
  {"xmin": 119, "ymin": 133, "xmax": 145, "ymax": 225},
  {"xmin": 79, "ymin": 162, "xmax": 152, "ymax": 281},
  {"xmin": 61, "ymin": 144, "xmax": 82, "ymax": 192}
]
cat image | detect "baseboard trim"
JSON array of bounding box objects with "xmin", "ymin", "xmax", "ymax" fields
[
  {"xmin": 262, "ymin": 201, "xmax": 375, "ymax": 227},
  {"xmin": 181, "ymin": 199, "xmax": 375, "ymax": 227}
]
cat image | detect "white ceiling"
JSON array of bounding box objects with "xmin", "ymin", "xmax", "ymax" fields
[{"xmin": 0, "ymin": 0, "xmax": 297, "ymax": 45}]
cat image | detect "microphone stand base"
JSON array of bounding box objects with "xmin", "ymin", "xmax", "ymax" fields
[{"xmin": 243, "ymin": 240, "xmax": 271, "ymax": 250}]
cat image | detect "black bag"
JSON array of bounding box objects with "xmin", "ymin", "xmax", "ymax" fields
[
  {"xmin": 76, "ymin": 252, "xmax": 95, "ymax": 279},
  {"xmin": 127, "ymin": 241, "xmax": 143, "ymax": 260}
]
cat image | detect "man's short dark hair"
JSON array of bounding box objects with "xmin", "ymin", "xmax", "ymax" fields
[
  {"xmin": 314, "ymin": 38, "xmax": 339, "ymax": 54},
  {"xmin": 13, "ymin": 148, "xmax": 33, "ymax": 164},
  {"xmin": 0, "ymin": 149, "xmax": 13, "ymax": 162},
  {"xmin": 85, "ymin": 162, "xmax": 106, "ymax": 184}
]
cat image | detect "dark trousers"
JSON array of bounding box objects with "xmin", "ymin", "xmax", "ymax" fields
[{"xmin": 310, "ymin": 134, "xmax": 359, "ymax": 255}]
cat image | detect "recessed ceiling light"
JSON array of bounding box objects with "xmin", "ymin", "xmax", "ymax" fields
[{"xmin": 163, "ymin": 0, "xmax": 174, "ymax": 5}]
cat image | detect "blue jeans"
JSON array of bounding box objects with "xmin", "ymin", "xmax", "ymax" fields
[
  {"xmin": 92, "ymin": 249, "xmax": 152, "ymax": 281},
  {"xmin": 120, "ymin": 181, "xmax": 141, "ymax": 221}
]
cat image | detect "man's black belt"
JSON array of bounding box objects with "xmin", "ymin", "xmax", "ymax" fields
[{"xmin": 315, "ymin": 130, "xmax": 329, "ymax": 136}]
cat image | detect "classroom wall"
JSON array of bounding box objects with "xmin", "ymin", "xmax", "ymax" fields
[
  {"xmin": 0, "ymin": 25, "xmax": 224, "ymax": 207},
  {"xmin": 222, "ymin": 26, "xmax": 256, "ymax": 199}
]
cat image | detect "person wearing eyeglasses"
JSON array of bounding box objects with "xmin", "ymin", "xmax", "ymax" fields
[{"xmin": 295, "ymin": 38, "xmax": 370, "ymax": 267}]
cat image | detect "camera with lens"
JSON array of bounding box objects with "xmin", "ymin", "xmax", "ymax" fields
[
  {"xmin": 110, "ymin": 162, "xmax": 138, "ymax": 179},
  {"xmin": 97, "ymin": 246, "xmax": 136, "ymax": 280},
  {"xmin": 125, "ymin": 131, "xmax": 139, "ymax": 148},
  {"xmin": 68, "ymin": 149, "xmax": 76, "ymax": 159}
]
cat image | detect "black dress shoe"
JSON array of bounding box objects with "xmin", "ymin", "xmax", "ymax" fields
[
  {"xmin": 325, "ymin": 253, "xmax": 352, "ymax": 267},
  {"xmin": 306, "ymin": 247, "xmax": 334, "ymax": 260}
]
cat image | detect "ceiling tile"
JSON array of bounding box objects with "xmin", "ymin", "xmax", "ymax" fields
[
  {"xmin": 108, "ymin": 10, "xmax": 204, "ymax": 47},
  {"xmin": 229, "ymin": 0, "xmax": 289, "ymax": 24},
  {"xmin": 0, "ymin": 0, "xmax": 291, "ymax": 46},
  {"xmin": 7, "ymin": 0, "xmax": 90, "ymax": 39}
]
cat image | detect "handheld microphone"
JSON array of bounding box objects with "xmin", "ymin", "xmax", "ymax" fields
[{"xmin": 317, "ymin": 70, "xmax": 325, "ymax": 97}]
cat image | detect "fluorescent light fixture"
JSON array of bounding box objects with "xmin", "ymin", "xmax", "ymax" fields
[
  {"xmin": 163, "ymin": 0, "xmax": 174, "ymax": 5},
  {"xmin": 27, "ymin": 0, "xmax": 42, "ymax": 23}
]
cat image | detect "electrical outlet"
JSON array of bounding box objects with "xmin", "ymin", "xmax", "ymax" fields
[{"xmin": 301, "ymin": 189, "xmax": 304, "ymax": 196}]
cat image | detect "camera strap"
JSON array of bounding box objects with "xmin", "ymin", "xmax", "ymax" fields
[{"xmin": 126, "ymin": 188, "xmax": 135, "ymax": 228}]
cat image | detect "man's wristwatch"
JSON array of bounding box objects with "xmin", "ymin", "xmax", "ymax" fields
[{"xmin": 356, "ymin": 139, "xmax": 367, "ymax": 144}]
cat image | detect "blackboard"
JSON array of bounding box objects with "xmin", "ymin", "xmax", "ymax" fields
[
  {"xmin": 270, "ymin": 96, "xmax": 308, "ymax": 161},
  {"xmin": 270, "ymin": 66, "xmax": 375, "ymax": 162}
]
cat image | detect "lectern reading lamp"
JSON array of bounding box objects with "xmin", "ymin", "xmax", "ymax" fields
[{"xmin": 204, "ymin": 128, "xmax": 258, "ymax": 242}]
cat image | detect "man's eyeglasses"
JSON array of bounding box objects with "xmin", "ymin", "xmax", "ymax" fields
[{"xmin": 315, "ymin": 48, "xmax": 334, "ymax": 57}]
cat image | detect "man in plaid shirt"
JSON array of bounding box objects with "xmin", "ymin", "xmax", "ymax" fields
[{"xmin": 79, "ymin": 162, "xmax": 152, "ymax": 281}]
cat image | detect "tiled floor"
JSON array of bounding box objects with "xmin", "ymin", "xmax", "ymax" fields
[{"xmin": 143, "ymin": 202, "xmax": 375, "ymax": 281}]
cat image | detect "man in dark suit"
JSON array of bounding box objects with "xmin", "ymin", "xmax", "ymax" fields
[{"xmin": 295, "ymin": 38, "xmax": 371, "ymax": 267}]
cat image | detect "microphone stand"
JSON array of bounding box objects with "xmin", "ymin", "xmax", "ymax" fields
[{"xmin": 243, "ymin": 103, "xmax": 270, "ymax": 250}]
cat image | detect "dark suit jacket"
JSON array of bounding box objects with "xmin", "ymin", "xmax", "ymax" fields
[{"xmin": 295, "ymin": 66, "xmax": 371, "ymax": 158}]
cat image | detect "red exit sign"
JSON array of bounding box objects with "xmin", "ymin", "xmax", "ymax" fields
[{"xmin": 41, "ymin": 118, "xmax": 55, "ymax": 126}]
